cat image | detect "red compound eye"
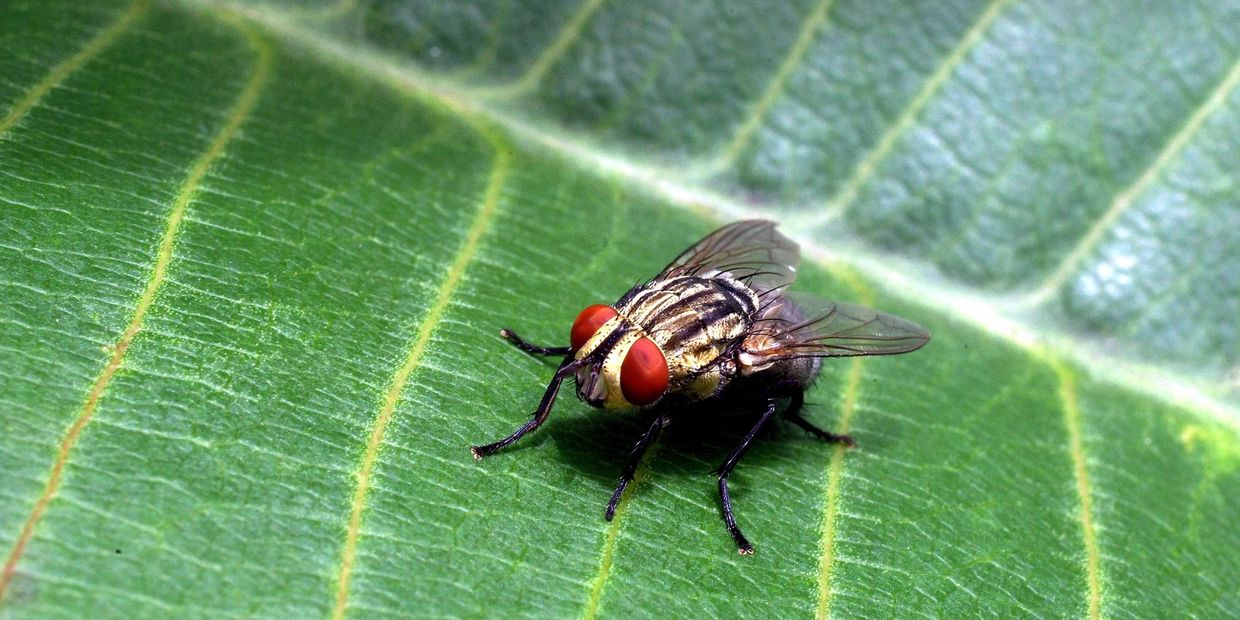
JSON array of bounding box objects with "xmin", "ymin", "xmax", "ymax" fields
[
  {"xmin": 620, "ymin": 337, "xmax": 668, "ymax": 406},
  {"xmin": 571, "ymin": 304, "xmax": 618, "ymax": 351}
]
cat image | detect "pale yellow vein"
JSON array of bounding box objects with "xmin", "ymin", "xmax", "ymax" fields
[
  {"xmin": 815, "ymin": 266, "xmax": 874, "ymax": 620},
  {"xmin": 808, "ymin": 0, "xmax": 1012, "ymax": 225},
  {"xmin": 330, "ymin": 133, "xmax": 512, "ymax": 620},
  {"xmin": 0, "ymin": 19, "xmax": 271, "ymax": 601},
  {"xmin": 1051, "ymin": 359, "xmax": 1104, "ymax": 620},
  {"xmin": 579, "ymin": 442, "xmax": 661, "ymax": 620},
  {"xmin": 215, "ymin": 0, "xmax": 1240, "ymax": 436},
  {"xmin": 815, "ymin": 358, "xmax": 862, "ymax": 620},
  {"xmin": 1022, "ymin": 55, "xmax": 1240, "ymax": 307},
  {"xmin": 478, "ymin": 0, "xmax": 608, "ymax": 99},
  {"xmin": 0, "ymin": 0, "xmax": 150, "ymax": 135},
  {"xmin": 714, "ymin": 0, "xmax": 836, "ymax": 169}
]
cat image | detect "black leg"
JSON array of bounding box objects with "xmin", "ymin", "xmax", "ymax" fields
[
  {"xmin": 784, "ymin": 392, "xmax": 855, "ymax": 447},
  {"xmin": 715, "ymin": 398, "xmax": 778, "ymax": 555},
  {"xmin": 605, "ymin": 414, "xmax": 668, "ymax": 521},
  {"xmin": 471, "ymin": 355, "xmax": 584, "ymax": 458},
  {"xmin": 785, "ymin": 390, "xmax": 806, "ymax": 416},
  {"xmin": 500, "ymin": 328, "xmax": 572, "ymax": 357}
]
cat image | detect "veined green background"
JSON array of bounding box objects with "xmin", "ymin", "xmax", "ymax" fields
[{"xmin": 1, "ymin": 0, "xmax": 1237, "ymax": 618}]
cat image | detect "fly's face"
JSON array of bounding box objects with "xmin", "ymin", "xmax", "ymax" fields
[{"xmin": 570, "ymin": 304, "xmax": 669, "ymax": 409}]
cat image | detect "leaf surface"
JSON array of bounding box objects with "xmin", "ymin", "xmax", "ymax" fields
[{"xmin": 1, "ymin": 1, "xmax": 1237, "ymax": 618}]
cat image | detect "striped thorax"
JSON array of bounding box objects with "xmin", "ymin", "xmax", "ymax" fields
[{"xmin": 574, "ymin": 274, "xmax": 758, "ymax": 409}]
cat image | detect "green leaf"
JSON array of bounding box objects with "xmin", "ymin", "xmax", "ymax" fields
[{"xmin": 1, "ymin": 1, "xmax": 1237, "ymax": 618}]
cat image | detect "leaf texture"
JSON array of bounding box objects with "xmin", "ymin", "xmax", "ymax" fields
[{"xmin": 1, "ymin": 1, "xmax": 1238, "ymax": 619}]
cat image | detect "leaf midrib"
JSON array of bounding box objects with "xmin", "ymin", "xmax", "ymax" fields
[
  {"xmin": 0, "ymin": 2, "xmax": 1220, "ymax": 617},
  {"xmin": 205, "ymin": 0, "xmax": 1238, "ymax": 425}
]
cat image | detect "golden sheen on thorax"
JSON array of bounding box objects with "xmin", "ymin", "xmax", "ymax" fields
[{"xmin": 472, "ymin": 220, "xmax": 931, "ymax": 555}]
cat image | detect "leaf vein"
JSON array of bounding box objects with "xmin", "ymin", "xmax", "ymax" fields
[
  {"xmin": 807, "ymin": 0, "xmax": 1014, "ymax": 225},
  {"xmin": 0, "ymin": 15, "xmax": 272, "ymax": 601},
  {"xmin": 0, "ymin": 0, "xmax": 150, "ymax": 135},
  {"xmin": 714, "ymin": 0, "xmax": 837, "ymax": 169},
  {"xmin": 480, "ymin": 0, "xmax": 609, "ymax": 99},
  {"xmin": 1022, "ymin": 52, "xmax": 1240, "ymax": 306},
  {"xmin": 329, "ymin": 125, "xmax": 512, "ymax": 620},
  {"xmin": 815, "ymin": 267, "xmax": 874, "ymax": 620},
  {"xmin": 1051, "ymin": 360, "xmax": 1104, "ymax": 620},
  {"xmin": 579, "ymin": 441, "xmax": 661, "ymax": 620}
]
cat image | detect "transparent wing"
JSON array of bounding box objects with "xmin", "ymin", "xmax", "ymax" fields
[
  {"xmin": 657, "ymin": 219, "xmax": 800, "ymax": 294},
  {"xmin": 743, "ymin": 292, "xmax": 930, "ymax": 363}
]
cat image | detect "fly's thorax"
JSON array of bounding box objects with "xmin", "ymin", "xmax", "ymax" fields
[
  {"xmin": 574, "ymin": 275, "xmax": 760, "ymax": 410},
  {"xmin": 622, "ymin": 275, "xmax": 757, "ymax": 383}
]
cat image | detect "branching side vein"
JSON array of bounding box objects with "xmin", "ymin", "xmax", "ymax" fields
[
  {"xmin": 0, "ymin": 0, "xmax": 150, "ymax": 135},
  {"xmin": 330, "ymin": 126, "xmax": 512, "ymax": 620},
  {"xmin": 0, "ymin": 16, "xmax": 271, "ymax": 601}
]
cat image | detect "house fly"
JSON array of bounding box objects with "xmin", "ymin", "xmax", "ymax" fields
[{"xmin": 471, "ymin": 220, "xmax": 930, "ymax": 554}]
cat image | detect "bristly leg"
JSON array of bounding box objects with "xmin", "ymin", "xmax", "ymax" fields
[
  {"xmin": 471, "ymin": 356, "xmax": 583, "ymax": 459},
  {"xmin": 784, "ymin": 391, "xmax": 856, "ymax": 447},
  {"xmin": 715, "ymin": 398, "xmax": 778, "ymax": 555},
  {"xmin": 500, "ymin": 328, "xmax": 572, "ymax": 357},
  {"xmin": 606, "ymin": 414, "xmax": 668, "ymax": 521}
]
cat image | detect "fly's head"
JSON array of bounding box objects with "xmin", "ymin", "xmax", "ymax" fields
[{"xmin": 568, "ymin": 304, "xmax": 669, "ymax": 410}]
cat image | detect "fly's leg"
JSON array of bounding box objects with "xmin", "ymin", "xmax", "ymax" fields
[
  {"xmin": 500, "ymin": 328, "xmax": 572, "ymax": 357},
  {"xmin": 784, "ymin": 391, "xmax": 856, "ymax": 447},
  {"xmin": 471, "ymin": 356, "xmax": 583, "ymax": 458},
  {"xmin": 714, "ymin": 398, "xmax": 778, "ymax": 555},
  {"xmin": 606, "ymin": 414, "xmax": 668, "ymax": 521}
]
